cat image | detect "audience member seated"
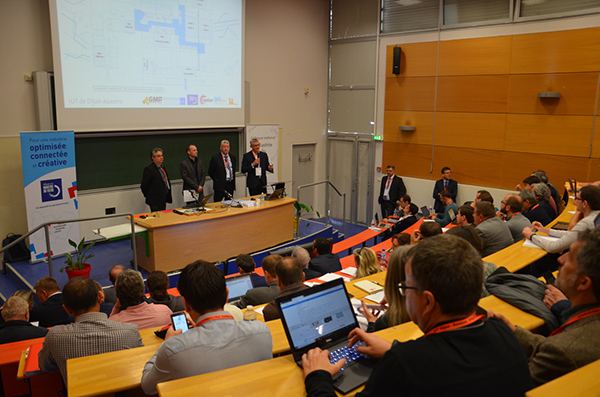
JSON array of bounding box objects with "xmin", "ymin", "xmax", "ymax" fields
[
  {"xmin": 410, "ymin": 221, "xmax": 442, "ymax": 245},
  {"xmin": 445, "ymin": 226, "xmax": 498, "ymax": 297},
  {"xmin": 498, "ymin": 194, "xmax": 531, "ymax": 243},
  {"xmin": 263, "ymin": 257, "xmax": 309, "ymax": 322},
  {"xmin": 294, "ymin": 246, "xmax": 320, "ymax": 280},
  {"xmin": 308, "ymin": 237, "xmax": 342, "ymax": 276},
  {"xmin": 353, "ymin": 247, "xmax": 381, "ymax": 279},
  {"xmin": 94, "ymin": 280, "xmax": 114, "ymax": 317},
  {"xmin": 389, "ymin": 203, "xmax": 419, "ymax": 234},
  {"xmin": 520, "ymin": 189, "xmax": 551, "ymax": 226},
  {"xmin": 430, "ymin": 190, "xmax": 458, "ymax": 227},
  {"xmin": 30, "ymin": 277, "xmax": 71, "ymax": 327},
  {"xmin": 146, "ymin": 271, "xmax": 185, "ymax": 312},
  {"xmin": 393, "ymin": 194, "xmax": 412, "ymax": 218},
  {"xmin": 389, "ymin": 233, "xmax": 411, "ymax": 253},
  {"xmin": 474, "ymin": 201, "xmax": 513, "ymax": 256},
  {"xmin": 235, "ymin": 254, "xmax": 267, "ymax": 288},
  {"xmin": 234, "ymin": 254, "xmax": 283, "ymax": 308},
  {"xmin": 104, "ymin": 264, "xmax": 125, "ymax": 304},
  {"xmin": 470, "ymin": 190, "xmax": 495, "ymax": 209},
  {"xmin": 141, "ymin": 261, "xmax": 273, "ymax": 395},
  {"xmin": 516, "ymin": 175, "xmax": 541, "ymax": 192},
  {"xmin": 302, "ymin": 235, "xmax": 532, "ymax": 396},
  {"xmin": 0, "ymin": 296, "xmax": 48, "ymax": 344},
  {"xmin": 360, "ymin": 246, "xmax": 411, "ymax": 333},
  {"xmin": 531, "ymin": 170, "xmax": 563, "ymax": 213},
  {"xmin": 455, "ymin": 204, "xmax": 474, "ymax": 227},
  {"xmin": 523, "ymin": 185, "xmax": 600, "ymax": 277},
  {"xmin": 532, "ymin": 183, "xmax": 557, "ymax": 220},
  {"xmin": 110, "ymin": 270, "xmax": 172, "ymax": 329},
  {"xmin": 39, "ymin": 277, "xmax": 143, "ymax": 384},
  {"xmin": 490, "ymin": 228, "xmax": 600, "ymax": 386},
  {"xmin": 0, "ymin": 289, "xmax": 34, "ymax": 326}
]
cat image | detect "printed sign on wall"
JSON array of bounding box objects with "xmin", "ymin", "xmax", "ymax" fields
[{"xmin": 20, "ymin": 131, "xmax": 79, "ymax": 262}]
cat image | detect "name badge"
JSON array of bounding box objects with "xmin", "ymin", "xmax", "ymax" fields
[{"xmin": 255, "ymin": 166, "xmax": 262, "ymax": 176}]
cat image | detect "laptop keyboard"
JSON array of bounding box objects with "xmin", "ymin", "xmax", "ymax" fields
[{"xmin": 329, "ymin": 342, "xmax": 366, "ymax": 370}]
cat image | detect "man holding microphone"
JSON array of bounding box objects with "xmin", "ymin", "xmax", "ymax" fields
[{"xmin": 241, "ymin": 138, "xmax": 273, "ymax": 196}]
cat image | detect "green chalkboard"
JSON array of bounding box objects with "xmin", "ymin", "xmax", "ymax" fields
[{"xmin": 75, "ymin": 128, "xmax": 242, "ymax": 191}]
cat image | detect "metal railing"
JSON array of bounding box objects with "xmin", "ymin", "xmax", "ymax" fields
[
  {"xmin": 0, "ymin": 213, "xmax": 138, "ymax": 279},
  {"xmin": 296, "ymin": 180, "xmax": 346, "ymax": 238}
]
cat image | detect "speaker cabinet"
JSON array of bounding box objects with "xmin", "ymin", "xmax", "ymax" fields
[{"xmin": 392, "ymin": 47, "xmax": 401, "ymax": 75}]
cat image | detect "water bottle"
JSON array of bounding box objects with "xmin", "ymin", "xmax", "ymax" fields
[
  {"xmin": 371, "ymin": 218, "xmax": 376, "ymax": 228},
  {"xmin": 260, "ymin": 192, "xmax": 266, "ymax": 201},
  {"xmin": 381, "ymin": 249, "xmax": 386, "ymax": 261},
  {"xmin": 244, "ymin": 305, "xmax": 257, "ymax": 321}
]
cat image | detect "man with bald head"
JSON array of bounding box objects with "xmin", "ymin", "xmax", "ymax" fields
[
  {"xmin": 499, "ymin": 194, "xmax": 531, "ymax": 243},
  {"xmin": 180, "ymin": 144, "xmax": 206, "ymax": 205}
]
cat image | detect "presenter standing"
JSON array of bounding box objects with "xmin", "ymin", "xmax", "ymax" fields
[
  {"xmin": 141, "ymin": 148, "xmax": 172, "ymax": 212},
  {"xmin": 241, "ymin": 138, "xmax": 273, "ymax": 196},
  {"xmin": 180, "ymin": 144, "xmax": 206, "ymax": 205},
  {"xmin": 208, "ymin": 140, "xmax": 236, "ymax": 202}
]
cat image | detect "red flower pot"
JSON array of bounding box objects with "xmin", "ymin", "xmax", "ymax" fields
[{"xmin": 65, "ymin": 263, "xmax": 91, "ymax": 279}]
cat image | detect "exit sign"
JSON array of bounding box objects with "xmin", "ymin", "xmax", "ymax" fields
[{"xmin": 373, "ymin": 135, "xmax": 383, "ymax": 141}]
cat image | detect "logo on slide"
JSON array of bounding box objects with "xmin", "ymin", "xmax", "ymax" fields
[
  {"xmin": 187, "ymin": 95, "xmax": 198, "ymax": 105},
  {"xmin": 41, "ymin": 179, "xmax": 63, "ymax": 202},
  {"xmin": 142, "ymin": 96, "xmax": 162, "ymax": 105},
  {"xmin": 200, "ymin": 95, "xmax": 207, "ymax": 105}
]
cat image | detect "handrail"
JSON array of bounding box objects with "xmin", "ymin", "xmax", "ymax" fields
[
  {"xmin": 296, "ymin": 180, "xmax": 346, "ymax": 238},
  {"xmin": 0, "ymin": 213, "xmax": 138, "ymax": 279}
]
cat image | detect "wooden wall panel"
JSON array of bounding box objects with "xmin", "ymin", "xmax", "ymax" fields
[
  {"xmin": 435, "ymin": 112, "xmax": 506, "ymax": 150},
  {"xmin": 436, "ymin": 75, "xmax": 509, "ymax": 113},
  {"xmin": 433, "ymin": 147, "xmax": 503, "ymax": 187},
  {"xmin": 438, "ymin": 36, "xmax": 512, "ymax": 76},
  {"xmin": 501, "ymin": 153, "xmax": 592, "ymax": 191},
  {"xmin": 505, "ymin": 114, "xmax": 593, "ymax": 157},
  {"xmin": 508, "ymin": 73, "xmax": 599, "ymax": 115},
  {"xmin": 383, "ymin": 142, "xmax": 432, "ymax": 179},
  {"xmin": 386, "ymin": 42, "xmax": 438, "ymax": 78},
  {"xmin": 384, "ymin": 111, "xmax": 435, "ymax": 145},
  {"xmin": 588, "ymin": 158, "xmax": 600, "ymax": 183},
  {"xmin": 591, "ymin": 119, "xmax": 600, "ymax": 158},
  {"xmin": 510, "ymin": 28, "xmax": 600, "ymax": 74},
  {"xmin": 385, "ymin": 77, "xmax": 436, "ymax": 111}
]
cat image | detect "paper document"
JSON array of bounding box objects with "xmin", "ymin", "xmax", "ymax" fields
[
  {"xmin": 318, "ymin": 273, "xmax": 350, "ymax": 283},
  {"xmin": 523, "ymin": 235, "xmax": 561, "ymax": 249},
  {"xmin": 364, "ymin": 291, "xmax": 386, "ymax": 304},
  {"xmin": 340, "ymin": 267, "xmax": 357, "ymax": 277}
]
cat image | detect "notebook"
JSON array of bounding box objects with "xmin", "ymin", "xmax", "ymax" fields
[
  {"xmin": 276, "ymin": 278, "xmax": 377, "ymax": 394},
  {"xmin": 225, "ymin": 273, "xmax": 254, "ymax": 303}
]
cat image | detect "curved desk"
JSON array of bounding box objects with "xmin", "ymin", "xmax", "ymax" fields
[{"xmin": 134, "ymin": 197, "xmax": 296, "ymax": 272}]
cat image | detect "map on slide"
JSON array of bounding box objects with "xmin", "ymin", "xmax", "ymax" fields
[{"xmin": 55, "ymin": 0, "xmax": 242, "ymax": 108}]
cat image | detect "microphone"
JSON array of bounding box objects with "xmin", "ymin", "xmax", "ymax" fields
[{"xmin": 224, "ymin": 191, "xmax": 234, "ymax": 200}]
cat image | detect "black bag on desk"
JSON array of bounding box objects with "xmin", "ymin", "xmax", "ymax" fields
[{"xmin": 2, "ymin": 233, "xmax": 30, "ymax": 263}]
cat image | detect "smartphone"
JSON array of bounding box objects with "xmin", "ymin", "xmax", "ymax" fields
[
  {"xmin": 543, "ymin": 271, "xmax": 556, "ymax": 285},
  {"xmin": 171, "ymin": 312, "xmax": 189, "ymax": 333}
]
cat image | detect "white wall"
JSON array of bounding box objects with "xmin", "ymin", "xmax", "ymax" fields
[{"xmin": 0, "ymin": 0, "xmax": 330, "ymax": 241}]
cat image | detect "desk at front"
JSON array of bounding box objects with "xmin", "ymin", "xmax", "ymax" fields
[{"xmin": 134, "ymin": 197, "xmax": 296, "ymax": 272}]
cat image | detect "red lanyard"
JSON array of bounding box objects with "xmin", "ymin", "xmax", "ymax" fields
[
  {"xmin": 425, "ymin": 314, "xmax": 485, "ymax": 336},
  {"xmin": 253, "ymin": 151, "xmax": 259, "ymax": 160},
  {"xmin": 195, "ymin": 314, "xmax": 234, "ymax": 327},
  {"xmin": 550, "ymin": 307, "xmax": 600, "ymax": 336},
  {"xmin": 159, "ymin": 167, "xmax": 167, "ymax": 179},
  {"xmin": 508, "ymin": 212, "xmax": 521, "ymax": 221},
  {"xmin": 386, "ymin": 176, "xmax": 393, "ymax": 189},
  {"xmin": 530, "ymin": 204, "xmax": 539, "ymax": 211}
]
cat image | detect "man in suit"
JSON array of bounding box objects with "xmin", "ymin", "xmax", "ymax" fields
[
  {"xmin": 180, "ymin": 144, "xmax": 206, "ymax": 205},
  {"xmin": 389, "ymin": 203, "xmax": 419, "ymax": 234},
  {"xmin": 241, "ymin": 138, "xmax": 273, "ymax": 196},
  {"xmin": 378, "ymin": 165, "xmax": 406, "ymax": 218},
  {"xmin": 490, "ymin": 228, "xmax": 600, "ymax": 386},
  {"xmin": 141, "ymin": 148, "xmax": 172, "ymax": 212},
  {"xmin": 308, "ymin": 237, "xmax": 342, "ymax": 276},
  {"xmin": 498, "ymin": 194, "xmax": 531, "ymax": 243},
  {"xmin": 432, "ymin": 166, "xmax": 458, "ymax": 214},
  {"xmin": 474, "ymin": 201, "xmax": 513, "ymax": 256},
  {"xmin": 208, "ymin": 140, "xmax": 236, "ymax": 202},
  {"xmin": 235, "ymin": 254, "xmax": 268, "ymax": 288},
  {"xmin": 30, "ymin": 277, "xmax": 70, "ymax": 327},
  {"xmin": 0, "ymin": 296, "xmax": 48, "ymax": 344},
  {"xmin": 520, "ymin": 189, "xmax": 551, "ymax": 226},
  {"xmin": 234, "ymin": 254, "xmax": 282, "ymax": 308}
]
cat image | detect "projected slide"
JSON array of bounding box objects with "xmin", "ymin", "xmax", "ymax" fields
[{"xmin": 55, "ymin": 0, "xmax": 242, "ymax": 109}]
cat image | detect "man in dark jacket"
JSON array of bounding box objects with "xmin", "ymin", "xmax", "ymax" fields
[
  {"xmin": 0, "ymin": 296, "xmax": 48, "ymax": 344},
  {"xmin": 141, "ymin": 148, "xmax": 172, "ymax": 212},
  {"xmin": 30, "ymin": 277, "xmax": 70, "ymax": 327},
  {"xmin": 180, "ymin": 144, "xmax": 206, "ymax": 205},
  {"xmin": 308, "ymin": 237, "xmax": 341, "ymax": 276}
]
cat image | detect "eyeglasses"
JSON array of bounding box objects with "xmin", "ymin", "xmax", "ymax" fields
[
  {"xmin": 398, "ymin": 282, "xmax": 421, "ymax": 296},
  {"xmin": 574, "ymin": 196, "xmax": 582, "ymax": 201}
]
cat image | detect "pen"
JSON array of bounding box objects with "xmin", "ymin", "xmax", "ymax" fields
[{"xmin": 372, "ymin": 281, "xmax": 384, "ymax": 287}]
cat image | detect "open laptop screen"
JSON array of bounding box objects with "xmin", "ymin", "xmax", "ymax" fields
[
  {"xmin": 278, "ymin": 281, "xmax": 356, "ymax": 351},
  {"xmin": 226, "ymin": 274, "xmax": 254, "ymax": 302}
]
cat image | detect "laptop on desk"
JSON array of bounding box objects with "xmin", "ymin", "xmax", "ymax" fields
[
  {"xmin": 276, "ymin": 278, "xmax": 377, "ymax": 395},
  {"xmin": 225, "ymin": 273, "xmax": 254, "ymax": 303},
  {"xmin": 266, "ymin": 188, "xmax": 285, "ymax": 201}
]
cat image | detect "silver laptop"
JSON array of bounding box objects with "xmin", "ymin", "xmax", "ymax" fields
[{"xmin": 225, "ymin": 273, "xmax": 254, "ymax": 303}]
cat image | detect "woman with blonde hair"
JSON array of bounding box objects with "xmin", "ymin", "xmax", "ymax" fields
[
  {"xmin": 360, "ymin": 245, "xmax": 411, "ymax": 332},
  {"xmin": 353, "ymin": 247, "xmax": 381, "ymax": 279}
]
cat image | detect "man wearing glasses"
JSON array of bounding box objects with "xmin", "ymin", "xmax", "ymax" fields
[
  {"xmin": 302, "ymin": 235, "xmax": 532, "ymax": 396},
  {"xmin": 522, "ymin": 185, "xmax": 600, "ymax": 276},
  {"xmin": 241, "ymin": 138, "xmax": 273, "ymax": 196}
]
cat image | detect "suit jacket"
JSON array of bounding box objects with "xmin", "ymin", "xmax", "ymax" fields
[
  {"xmin": 378, "ymin": 175, "xmax": 406, "ymax": 204},
  {"xmin": 141, "ymin": 163, "xmax": 172, "ymax": 208},
  {"xmin": 308, "ymin": 253, "xmax": 342, "ymax": 276},
  {"xmin": 29, "ymin": 293, "xmax": 71, "ymax": 328},
  {"xmin": 515, "ymin": 304, "xmax": 600, "ymax": 386},
  {"xmin": 180, "ymin": 157, "xmax": 206, "ymax": 197},
  {"xmin": 0, "ymin": 320, "xmax": 48, "ymax": 344},
  {"xmin": 235, "ymin": 280, "xmax": 281, "ymax": 309},
  {"xmin": 475, "ymin": 216, "xmax": 514, "ymax": 256},
  {"xmin": 390, "ymin": 215, "xmax": 418, "ymax": 234},
  {"xmin": 208, "ymin": 152, "xmax": 237, "ymax": 192},
  {"xmin": 250, "ymin": 272, "xmax": 268, "ymax": 288},
  {"xmin": 241, "ymin": 151, "xmax": 272, "ymax": 189},
  {"xmin": 524, "ymin": 203, "xmax": 552, "ymax": 226},
  {"xmin": 263, "ymin": 282, "xmax": 310, "ymax": 322},
  {"xmin": 433, "ymin": 178, "xmax": 458, "ymax": 213}
]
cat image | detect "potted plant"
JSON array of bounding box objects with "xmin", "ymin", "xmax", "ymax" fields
[
  {"xmin": 60, "ymin": 237, "xmax": 96, "ymax": 279},
  {"xmin": 293, "ymin": 202, "xmax": 320, "ymax": 238}
]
